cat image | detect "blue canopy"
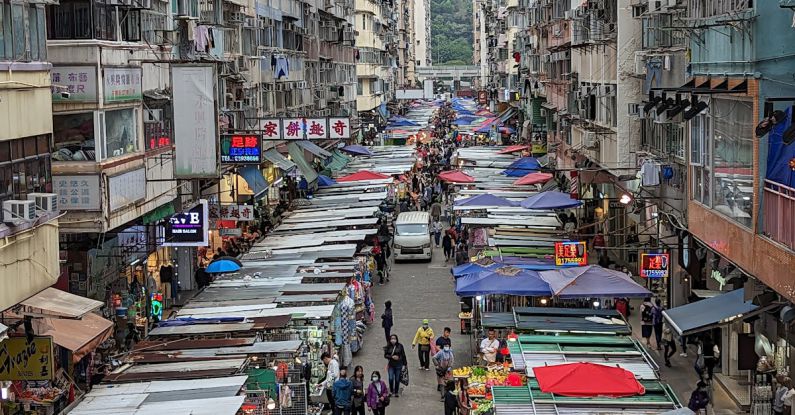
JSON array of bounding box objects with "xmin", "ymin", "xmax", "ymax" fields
[
  {"xmin": 390, "ymin": 119, "xmax": 419, "ymax": 127},
  {"xmin": 503, "ymin": 157, "xmax": 541, "ymax": 177},
  {"xmin": 663, "ymin": 288, "xmax": 762, "ymax": 336},
  {"xmin": 766, "ymin": 107, "xmax": 795, "ymax": 186},
  {"xmin": 452, "ymin": 262, "xmax": 497, "ymax": 278},
  {"xmin": 318, "ymin": 174, "xmax": 336, "ymax": 187},
  {"xmin": 453, "ymin": 118, "xmax": 475, "ymax": 125},
  {"xmin": 456, "ymin": 268, "xmax": 550, "ymax": 297},
  {"xmin": 538, "ymin": 265, "xmax": 651, "ymax": 299},
  {"xmin": 239, "ymin": 165, "xmax": 268, "ymax": 198},
  {"xmin": 519, "ymin": 191, "xmax": 583, "ymax": 210},
  {"xmin": 454, "ymin": 193, "xmax": 516, "ymax": 207},
  {"xmin": 341, "ymin": 145, "xmax": 373, "ymax": 156},
  {"xmin": 206, "ymin": 259, "xmax": 242, "ymax": 273}
]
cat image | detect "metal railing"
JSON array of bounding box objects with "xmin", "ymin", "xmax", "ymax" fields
[{"xmin": 762, "ymin": 179, "xmax": 795, "ymax": 251}]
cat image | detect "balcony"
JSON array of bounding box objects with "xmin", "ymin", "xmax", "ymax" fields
[{"xmin": 762, "ymin": 180, "xmax": 795, "ymax": 251}]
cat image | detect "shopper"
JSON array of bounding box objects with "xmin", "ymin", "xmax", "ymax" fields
[
  {"xmin": 687, "ymin": 381, "xmax": 710, "ymax": 414},
  {"xmin": 366, "ymin": 371, "xmax": 390, "ymax": 415},
  {"xmin": 640, "ymin": 297, "xmax": 655, "ymax": 347},
  {"xmin": 432, "ymin": 342, "xmax": 455, "ymax": 398},
  {"xmin": 381, "ymin": 301, "xmax": 394, "ymax": 344},
  {"xmin": 457, "ymin": 378, "xmax": 472, "ymax": 415},
  {"xmin": 782, "ymin": 377, "xmax": 795, "ymax": 415},
  {"xmin": 432, "ymin": 218, "xmax": 443, "ymax": 248},
  {"xmin": 443, "ymin": 380, "xmax": 459, "ymax": 415},
  {"xmin": 774, "ymin": 375, "xmax": 789, "ymax": 415},
  {"xmin": 697, "ymin": 335, "xmax": 720, "ymax": 381},
  {"xmin": 435, "ymin": 327, "xmax": 452, "ymax": 349},
  {"xmin": 442, "ymin": 232, "xmax": 453, "ymax": 262},
  {"xmin": 350, "ymin": 366, "xmax": 366, "ymax": 415},
  {"xmin": 318, "ymin": 352, "xmax": 340, "ymax": 407},
  {"xmin": 411, "ymin": 319, "xmax": 434, "ymax": 370},
  {"xmin": 480, "ymin": 328, "xmax": 500, "ymax": 364},
  {"xmin": 332, "ymin": 366, "xmax": 352, "ymax": 415},
  {"xmin": 430, "ymin": 199, "xmax": 443, "ymax": 222},
  {"xmin": 652, "ymin": 298, "xmax": 665, "ymax": 350},
  {"xmin": 661, "ymin": 327, "xmax": 677, "ymax": 367},
  {"xmin": 383, "ymin": 334, "xmax": 407, "ymax": 397},
  {"xmin": 455, "ymin": 243, "xmax": 468, "ymax": 266}
]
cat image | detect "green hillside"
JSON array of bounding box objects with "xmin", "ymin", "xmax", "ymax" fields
[{"xmin": 431, "ymin": 0, "xmax": 474, "ymax": 65}]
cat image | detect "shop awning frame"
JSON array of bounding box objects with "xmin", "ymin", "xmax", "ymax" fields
[
  {"xmin": 20, "ymin": 287, "xmax": 103, "ymax": 319},
  {"xmin": 663, "ymin": 288, "xmax": 778, "ymax": 336},
  {"xmin": 296, "ymin": 140, "xmax": 332, "ymax": 159},
  {"xmin": 238, "ymin": 165, "xmax": 269, "ymax": 199},
  {"xmin": 287, "ymin": 142, "xmax": 319, "ymax": 184},
  {"xmin": 263, "ymin": 149, "xmax": 296, "ymax": 172}
]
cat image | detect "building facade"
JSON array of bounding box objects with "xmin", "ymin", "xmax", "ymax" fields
[{"xmin": 413, "ymin": 0, "xmax": 431, "ymax": 66}]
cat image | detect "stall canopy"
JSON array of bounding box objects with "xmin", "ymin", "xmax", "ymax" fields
[
  {"xmin": 20, "ymin": 287, "xmax": 103, "ymax": 318},
  {"xmin": 238, "ymin": 165, "xmax": 269, "ymax": 198},
  {"xmin": 317, "ymin": 174, "xmax": 336, "ymax": 187},
  {"xmin": 324, "ymin": 150, "xmax": 351, "ymax": 173},
  {"xmin": 503, "ymin": 157, "xmax": 541, "ymax": 177},
  {"xmin": 497, "ymin": 145, "xmax": 530, "ymax": 154},
  {"xmin": 539, "ymin": 266, "xmax": 651, "ymax": 299},
  {"xmin": 297, "ymin": 140, "xmax": 332, "ymax": 159},
  {"xmin": 287, "ymin": 142, "xmax": 318, "ymax": 184},
  {"xmin": 452, "ymin": 262, "xmax": 498, "ymax": 278},
  {"xmin": 34, "ymin": 312, "xmax": 113, "ymax": 362},
  {"xmin": 455, "ymin": 267, "xmax": 550, "ymax": 297},
  {"xmin": 534, "ymin": 362, "xmax": 646, "ymax": 398},
  {"xmin": 341, "ymin": 145, "xmax": 374, "ymax": 156},
  {"xmin": 663, "ymin": 288, "xmax": 770, "ymax": 336},
  {"xmin": 514, "ymin": 172, "xmax": 554, "ymax": 185},
  {"xmin": 438, "ymin": 170, "xmax": 475, "ymax": 183},
  {"xmin": 336, "ymin": 170, "xmax": 390, "ymax": 182},
  {"xmin": 520, "ymin": 191, "xmax": 583, "ymax": 210},
  {"xmin": 263, "ymin": 149, "xmax": 296, "ymax": 171},
  {"xmin": 454, "ymin": 193, "xmax": 516, "ymax": 207}
]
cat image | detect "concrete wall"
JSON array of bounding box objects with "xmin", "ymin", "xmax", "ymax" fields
[
  {"xmin": 0, "ymin": 219, "xmax": 60, "ymax": 311},
  {"xmin": 0, "ymin": 70, "xmax": 53, "ymax": 141},
  {"xmin": 615, "ymin": 0, "xmax": 641, "ymax": 173}
]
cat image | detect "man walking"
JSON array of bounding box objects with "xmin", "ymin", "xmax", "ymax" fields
[
  {"xmin": 381, "ymin": 301, "xmax": 394, "ymax": 344},
  {"xmin": 412, "ymin": 319, "xmax": 434, "ymax": 370}
]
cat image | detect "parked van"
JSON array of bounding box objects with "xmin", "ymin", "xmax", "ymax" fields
[{"xmin": 393, "ymin": 211, "xmax": 432, "ymax": 261}]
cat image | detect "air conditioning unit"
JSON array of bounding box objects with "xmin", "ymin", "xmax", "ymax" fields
[
  {"xmin": 627, "ymin": 102, "xmax": 640, "ymax": 117},
  {"xmin": 634, "ymin": 52, "xmax": 647, "ymax": 76},
  {"xmin": 144, "ymin": 109, "xmax": 163, "ymax": 123},
  {"xmin": 27, "ymin": 193, "xmax": 58, "ymax": 213},
  {"xmin": 583, "ymin": 131, "xmax": 598, "ymax": 149},
  {"xmin": 3, "ymin": 200, "xmax": 36, "ymax": 224}
]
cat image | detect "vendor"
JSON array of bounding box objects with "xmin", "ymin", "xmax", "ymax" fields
[{"xmin": 480, "ymin": 329, "xmax": 500, "ymax": 364}]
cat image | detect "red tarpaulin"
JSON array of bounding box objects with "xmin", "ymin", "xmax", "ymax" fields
[
  {"xmin": 438, "ymin": 170, "xmax": 475, "ymax": 183},
  {"xmin": 336, "ymin": 170, "xmax": 390, "ymax": 182},
  {"xmin": 497, "ymin": 145, "xmax": 530, "ymax": 154},
  {"xmin": 534, "ymin": 362, "xmax": 645, "ymax": 398},
  {"xmin": 513, "ymin": 172, "xmax": 554, "ymax": 185}
]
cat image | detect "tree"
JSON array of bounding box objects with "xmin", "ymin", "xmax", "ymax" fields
[{"xmin": 430, "ymin": 0, "xmax": 473, "ymax": 65}]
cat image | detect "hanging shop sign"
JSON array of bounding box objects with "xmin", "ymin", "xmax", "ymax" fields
[
  {"xmin": 328, "ymin": 117, "xmax": 351, "ymax": 139},
  {"xmin": 282, "ymin": 118, "xmax": 305, "ymax": 139},
  {"xmin": 640, "ymin": 253, "xmax": 670, "ymax": 278},
  {"xmin": 150, "ymin": 293, "xmax": 164, "ymax": 320},
  {"xmin": 305, "ymin": 118, "xmax": 328, "ymax": 139},
  {"xmin": 220, "ymin": 133, "xmax": 262, "ymax": 164},
  {"xmin": 261, "ymin": 119, "xmax": 282, "ymax": 140},
  {"xmin": 51, "ymin": 66, "xmax": 98, "ymax": 102},
  {"xmin": 108, "ymin": 168, "xmax": 147, "ymax": 212},
  {"xmin": 53, "ymin": 175, "xmax": 101, "ymax": 210},
  {"xmin": 209, "ymin": 204, "xmax": 255, "ymax": 221},
  {"xmin": 0, "ymin": 337, "xmax": 55, "ymax": 381},
  {"xmin": 172, "ymin": 65, "xmax": 218, "ymax": 178},
  {"xmin": 162, "ymin": 200, "xmax": 209, "ymax": 246},
  {"xmin": 260, "ymin": 118, "xmax": 351, "ymax": 140},
  {"xmin": 554, "ymin": 241, "xmax": 588, "ymax": 267},
  {"xmin": 103, "ymin": 67, "xmax": 143, "ymax": 102}
]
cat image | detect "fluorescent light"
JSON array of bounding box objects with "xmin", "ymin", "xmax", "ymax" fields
[
  {"xmin": 475, "ymin": 295, "xmax": 482, "ymax": 301},
  {"xmin": 592, "ymin": 301, "xmax": 600, "ymax": 307}
]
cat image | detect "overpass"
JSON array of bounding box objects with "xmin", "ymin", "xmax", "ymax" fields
[{"xmin": 416, "ymin": 66, "xmax": 481, "ymax": 82}]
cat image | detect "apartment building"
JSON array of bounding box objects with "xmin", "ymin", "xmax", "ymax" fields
[
  {"xmin": 355, "ymin": 0, "xmax": 399, "ymax": 127},
  {"xmin": 413, "ymin": 0, "xmax": 430, "ymax": 66}
]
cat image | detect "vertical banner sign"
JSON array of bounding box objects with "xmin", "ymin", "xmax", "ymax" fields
[
  {"xmin": 282, "ymin": 118, "xmax": 305, "ymax": 139},
  {"xmin": 554, "ymin": 241, "xmax": 588, "ymax": 266},
  {"xmin": 220, "ymin": 133, "xmax": 262, "ymax": 164},
  {"xmin": 328, "ymin": 118, "xmax": 351, "ymax": 139},
  {"xmin": 172, "ymin": 65, "xmax": 218, "ymax": 177},
  {"xmin": 162, "ymin": 200, "xmax": 209, "ymax": 246},
  {"xmin": 640, "ymin": 253, "xmax": 670, "ymax": 278},
  {"xmin": 305, "ymin": 118, "xmax": 328, "ymax": 139},
  {"xmin": 261, "ymin": 119, "xmax": 282, "ymax": 140},
  {"xmin": 0, "ymin": 337, "xmax": 55, "ymax": 380}
]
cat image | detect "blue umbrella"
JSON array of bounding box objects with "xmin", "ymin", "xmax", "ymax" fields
[
  {"xmin": 318, "ymin": 174, "xmax": 336, "ymax": 187},
  {"xmin": 503, "ymin": 157, "xmax": 541, "ymax": 177},
  {"xmin": 206, "ymin": 259, "xmax": 242, "ymax": 273},
  {"xmin": 519, "ymin": 191, "xmax": 583, "ymax": 210},
  {"xmin": 455, "ymin": 267, "xmax": 551, "ymax": 297},
  {"xmin": 341, "ymin": 145, "xmax": 374, "ymax": 156}
]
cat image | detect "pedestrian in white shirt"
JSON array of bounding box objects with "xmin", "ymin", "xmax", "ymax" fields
[
  {"xmin": 480, "ymin": 328, "xmax": 500, "ymax": 364},
  {"xmin": 317, "ymin": 351, "xmax": 339, "ymax": 405}
]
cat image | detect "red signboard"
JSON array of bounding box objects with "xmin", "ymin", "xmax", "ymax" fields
[
  {"xmin": 640, "ymin": 253, "xmax": 669, "ymax": 278},
  {"xmin": 554, "ymin": 241, "xmax": 588, "ymax": 267},
  {"xmin": 220, "ymin": 133, "xmax": 261, "ymax": 164}
]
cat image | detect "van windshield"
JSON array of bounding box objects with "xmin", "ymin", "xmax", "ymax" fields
[{"xmin": 396, "ymin": 223, "xmax": 428, "ymax": 236}]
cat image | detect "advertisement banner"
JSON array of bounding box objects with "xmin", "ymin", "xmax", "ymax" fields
[
  {"xmin": 162, "ymin": 200, "xmax": 209, "ymax": 246},
  {"xmin": 328, "ymin": 117, "xmax": 351, "ymax": 139},
  {"xmin": 103, "ymin": 67, "xmax": 143, "ymax": 102},
  {"xmin": 0, "ymin": 337, "xmax": 55, "ymax": 381},
  {"xmin": 305, "ymin": 118, "xmax": 328, "ymax": 139},
  {"xmin": 554, "ymin": 241, "xmax": 587, "ymax": 267},
  {"xmin": 282, "ymin": 118, "xmax": 305, "ymax": 139},
  {"xmin": 53, "ymin": 175, "xmax": 101, "ymax": 210},
  {"xmin": 172, "ymin": 65, "xmax": 218, "ymax": 178},
  {"xmin": 261, "ymin": 119, "xmax": 282, "ymax": 140},
  {"xmin": 640, "ymin": 253, "xmax": 670, "ymax": 278},
  {"xmin": 220, "ymin": 133, "xmax": 262, "ymax": 164},
  {"xmin": 51, "ymin": 66, "xmax": 97, "ymax": 102}
]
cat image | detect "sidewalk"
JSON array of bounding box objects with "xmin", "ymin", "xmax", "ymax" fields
[{"xmin": 625, "ymin": 300, "xmax": 745, "ymax": 414}]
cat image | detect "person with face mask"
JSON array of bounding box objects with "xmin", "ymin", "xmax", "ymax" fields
[
  {"xmin": 366, "ymin": 371, "xmax": 390, "ymax": 415},
  {"xmin": 350, "ymin": 366, "xmax": 366, "ymax": 415},
  {"xmin": 432, "ymin": 342, "xmax": 455, "ymax": 399},
  {"xmin": 383, "ymin": 334, "xmax": 407, "ymax": 397},
  {"xmin": 411, "ymin": 319, "xmax": 434, "ymax": 370}
]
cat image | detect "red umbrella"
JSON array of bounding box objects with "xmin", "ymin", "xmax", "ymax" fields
[
  {"xmin": 497, "ymin": 145, "xmax": 530, "ymax": 154},
  {"xmin": 438, "ymin": 170, "xmax": 475, "ymax": 183},
  {"xmin": 534, "ymin": 362, "xmax": 645, "ymax": 398},
  {"xmin": 513, "ymin": 172, "xmax": 553, "ymax": 185},
  {"xmin": 337, "ymin": 170, "xmax": 390, "ymax": 182}
]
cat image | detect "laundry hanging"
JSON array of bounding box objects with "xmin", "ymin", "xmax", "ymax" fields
[
  {"xmin": 639, "ymin": 159, "xmax": 661, "ymax": 186},
  {"xmin": 271, "ymin": 55, "xmax": 290, "ymax": 79}
]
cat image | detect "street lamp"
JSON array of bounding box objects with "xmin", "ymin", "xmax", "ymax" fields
[{"xmin": 619, "ymin": 193, "xmax": 633, "ymax": 205}]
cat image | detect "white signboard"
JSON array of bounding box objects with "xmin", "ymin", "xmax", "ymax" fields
[
  {"xmin": 108, "ymin": 168, "xmax": 146, "ymax": 211},
  {"xmin": 261, "ymin": 119, "xmax": 282, "ymax": 140},
  {"xmin": 305, "ymin": 118, "xmax": 328, "ymax": 139},
  {"xmin": 172, "ymin": 65, "xmax": 218, "ymax": 178},
  {"xmin": 209, "ymin": 204, "xmax": 255, "ymax": 221},
  {"xmin": 103, "ymin": 67, "xmax": 142, "ymax": 102},
  {"xmin": 53, "ymin": 175, "xmax": 101, "ymax": 210},
  {"xmin": 51, "ymin": 66, "xmax": 97, "ymax": 102},
  {"xmin": 282, "ymin": 118, "xmax": 305, "ymax": 139},
  {"xmin": 328, "ymin": 117, "xmax": 351, "ymax": 139},
  {"xmin": 395, "ymin": 89, "xmax": 424, "ymax": 100}
]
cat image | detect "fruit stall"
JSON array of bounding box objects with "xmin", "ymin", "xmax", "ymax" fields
[{"xmin": 452, "ymin": 364, "xmax": 526, "ymax": 410}]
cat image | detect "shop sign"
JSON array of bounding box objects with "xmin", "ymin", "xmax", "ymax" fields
[
  {"xmin": 108, "ymin": 168, "xmax": 147, "ymax": 212},
  {"xmin": 531, "ymin": 143, "xmax": 546, "ymax": 154},
  {"xmin": 219, "ymin": 228, "xmax": 242, "ymax": 237},
  {"xmin": 608, "ymin": 201, "xmax": 626, "ymax": 209},
  {"xmin": 150, "ymin": 293, "xmax": 163, "ymax": 320},
  {"xmin": 305, "ymin": 118, "xmax": 328, "ymax": 139},
  {"xmin": 209, "ymin": 204, "xmax": 255, "ymax": 221},
  {"xmin": 328, "ymin": 117, "xmax": 351, "ymax": 139},
  {"xmin": 172, "ymin": 65, "xmax": 218, "ymax": 178},
  {"xmin": 554, "ymin": 241, "xmax": 587, "ymax": 266},
  {"xmin": 711, "ymin": 269, "xmax": 727, "ymax": 290},
  {"xmin": 162, "ymin": 200, "xmax": 209, "ymax": 247},
  {"xmin": 260, "ymin": 118, "xmax": 351, "ymax": 140},
  {"xmin": 282, "ymin": 118, "xmax": 305, "ymax": 139},
  {"xmin": 103, "ymin": 67, "xmax": 143, "ymax": 102},
  {"xmin": 53, "ymin": 175, "xmax": 101, "ymax": 210},
  {"xmin": 220, "ymin": 133, "xmax": 262, "ymax": 164},
  {"xmin": 261, "ymin": 119, "xmax": 282, "ymax": 140},
  {"xmin": 51, "ymin": 66, "xmax": 97, "ymax": 102},
  {"xmin": 0, "ymin": 337, "xmax": 55, "ymax": 381},
  {"xmin": 640, "ymin": 253, "xmax": 669, "ymax": 278}
]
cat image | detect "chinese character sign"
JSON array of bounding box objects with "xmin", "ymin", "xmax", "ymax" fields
[
  {"xmin": 172, "ymin": 65, "xmax": 218, "ymax": 178},
  {"xmin": 282, "ymin": 118, "xmax": 305, "ymax": 139},
  {"xmin": 220, "ymin": 134, "xmax": 262, "ymax": 164},
  {"xmin": 103, "ymin": 67, "xmax": 143, "ymax": 102},
  {"xmin": 640, "ymin": 253, "xmax": 669, "ymax": 278},
  {"xmin": 328, "ymin": 117, "xmax": 351, "ymax": 139},
  {"xmin": 209, "ymin": 204, "xmax": 255, "ymax": 221},
  {"xmin": 0, "ymin": 337, "xmax": 55, "ymax": 381},
  {"xmin": 51, "ymin": 66, "xmax": 98, "ymax": 102},
  {"xmin": 261, "ymin": 119, "xmax": 282, "ymax": 140},
  {"xmin": 53, "ymin": 175, "xmax": 101, "ymax": 210},
  {"xmin": 554, "ymin": 241, "xmax": 588, "ymax": 267},
  {"xmin": 305, "ymin": 118, "xmax": 328, "ymax": 139}
]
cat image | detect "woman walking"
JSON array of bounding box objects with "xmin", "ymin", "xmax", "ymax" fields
[
  {"xmin": 366, "ymin": 371, "xmax": 390, "ymax": 415},
  {"xmin": 383, "ymin": 334, "xmax": 408, "ymax": 397},
  {"xmin": 351, "ymin": 366, "xmax": 366, "ymax": 415},
  {"xmin": 457, "ymin": 378, "xmax": 472, "ymax": 415}
]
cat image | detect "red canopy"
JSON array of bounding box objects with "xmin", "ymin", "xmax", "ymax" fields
[
  {"xmin": 513, "ymin": 172, "xmax": 554, "ymax": 185},
  {"xmin": 438, "ymin": 170, "xmax": 475, "ymax": 183},
  {"xmin": 497, "ymin": 145, "xmax": 530, "ymax": 154},
  {"xmin": 336, "ymin": 170, "xmax": 390, "ymax": 182},
  {"xmin": 534, "ymin": 362, "xmax": 645, "ymax": 398}
]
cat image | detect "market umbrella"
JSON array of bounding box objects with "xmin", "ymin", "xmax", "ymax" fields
[
  {"xmin": 454, "ymin": 193, "xmax": 516, "ymax": 207},
  {"xmin": 503, "ymin": 157, "xmax": 541, "ymax": 177},
  {"xmin": 336, "ymin": 170, "xmax": 390, "ymax": 182},
  {"xmin": 538, "ymin": 265, "xmax": 652, "ymax": 298},
  {"xmin": 534, "ymin": 362, "xmax": 646, "ymax": 398},
  {"xmin": 455, "ymin": 267, "xmax": 550, "ymax": 297},
  {"xmin": 206, "ymin": 259, "xmax": 242, "ymax": 274},
  {"xmin": 317, "ymin": 174, "xmax": 336, "ymax": 187},
  {"xmin": 341, "ymin": 145, "xmax": 373, "ymax": 156},
  {"xmin": 497, "ymin": 145, "xmax": 530, "ymax": 154},
  {"xmin": 519, "ymin": 191, "xmax": 583, "ymax": 210},
  {"xmin": 451, "ymin": 262, "xmax": 497, "ymax": 278},
  {"xmin": 210, "ymin": 256, "xmax": 242, "ymax": 266},
  {"xmin": 513, "ymin": 172, "xmax": 554, "ymax": 185},
  {"xmin": 438, "ymin": 170, "xmax": 475, "ymax": 183}
]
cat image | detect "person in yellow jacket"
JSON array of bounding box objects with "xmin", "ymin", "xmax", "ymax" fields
[{"xmin": 412, "ymin": 319, "xmax": 434, "ymax": 370}]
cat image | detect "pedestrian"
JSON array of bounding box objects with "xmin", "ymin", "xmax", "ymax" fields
[
  {"xmin": 318, "ymin": 352, "xmax": 340, "ymax": 407},
  {"xmin": 381, "ymin": 301, "xmax": 394, "ymax": 344},
  {"xmin": 687, "ymin": 381, "xmax": 710, "ymax": 414},
  {"xmin": 443, "ymin": 380, "xmax": 459, "ymax": 415},
  {"xmin": 661, "ymin": 326, "xmax": 677, "ymax": 367},
  {"xmin": 697, "ymin": 335, "xmax": 719, "ymax": 381},
  {"xmin": 455, "ymin": 243, "xmax": 468, "ymax": 266},
  {"xmin": 432, "ymin": 218, "xmax": 443, "ymax": 248},
  {"xmin": 640, "ymin": 297, "xmax": 654, "ymax": 347},
  {"xmin": 435, "ymin": 327, "xmax": 452, "ymax": 349},
  {"xmin": 480, "ymin": 328, "xmax": 500, "ymax": 364},
  {"xmin": 366, "ymin": 371, "xmax": 390, "ymax": 415},
  {"xmin": 383, "ymin": 334, "xmax": 407, "ymax": 397},
  {"xmin": 411, "ymin": 319, "xmax": 434, "ymax": 370},
  {"xmin": 442, "ymin": 233, "xmax": 453, "ymax": 261},
  {"xmin": 782, "ymin": 377, "xmax": 795, "ymax": 415},
  {"xmin": 350, "ymin": 366, "xmax": 366, "ymax": 415},
  {"xmin": 457, "ymin": 378, "xmax": 472, "ymax": 415},
  {"xmin": 774, "ymin": 375, "xmax": 789, "ymax": 415},
  {"xmin": 432, "ymin": 342, "xmax": 455, "ymax": 398},
  {"xmin": 653, "ymin": 298, "xmax": 665, "ymax": 350},
  {"xmin": 332, "ymin": 366, "xmax": 353, "ymax": 415},
  {"xmin": 372, "ymin": 240, "xmax": 386, "ymax": 285}
]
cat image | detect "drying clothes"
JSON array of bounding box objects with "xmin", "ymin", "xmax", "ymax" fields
[
  {"xmin": 194, "ymin": 25, "xmax": 209, "ymax": 52},
  {"xmin": 271, "ymin": 55, "xmax": 290, "ymax": 79},
  {"xmin": 279, "ymin": 384, "xmax": 293, "ymax": 408},
  {"xmin": 639, "ymin": 161, "xmax": 661, "ymax": 186}
]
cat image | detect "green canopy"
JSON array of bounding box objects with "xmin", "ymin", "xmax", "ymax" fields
[{"xmin": 287, "ymin": 142, "xmax": 318, "ymax": 184}]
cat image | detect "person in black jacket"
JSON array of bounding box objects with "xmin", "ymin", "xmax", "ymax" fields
[
  {"xmin": 383, "ymin": 334, "xmax": 407, "ymax": 397},
  {"xmin": 381, "ymin": 301, "xmax": 394, "ymax": 344},
  {"xmin": 443, "ymin": 380, "xmax": 458, "ymax": 415}
]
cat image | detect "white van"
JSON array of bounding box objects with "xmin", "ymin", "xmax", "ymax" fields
[{"xmin": 393, "ymin": 211, "xmax": 432, "ymax": 261}]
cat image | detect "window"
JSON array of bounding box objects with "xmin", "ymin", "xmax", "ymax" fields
[
  {"xmin": 0, "ymin": 2, "xmax": 46, "ymax": 61},
  {"xmin": 53, "ymin": 112, "xmax": 96, "ymax": 161},
  {"xmin": 47, "ymin": 0, "xmax": 92, "ymax": 40},
  {"xmin": 361, "ymin": 14, "xmax": 366, "ymax": 30},
  {"xmin": 0, "ymin": 136, "xmax": 51, "ymax": 204},
  {"xmin": 357, "ymin": 78, "xmax": 363, "ymax": 95},
  {"xmin": 104, "ymin": 108, "xmax": 139, "ymax": 159},
  {"xmin": 396, "ymin": 223, "xmax": 428, "ymax": 235},
  {"xmin": 690, "ymin": 112, "xmax": 710, "ymax": 206},
  {"xmin": 47, "ymin": 1, "xmax": 140, "ymax": 41}
]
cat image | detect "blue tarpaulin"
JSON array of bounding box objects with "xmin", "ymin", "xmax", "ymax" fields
[
  {"xmin": 239, "ymin": 165, "xmax": 268, "ymax": 198},
  {"xmin": 765, "ymin": 107, "xmax": 795, "ymax": 186},
  {"xmin": 454, "ymin": 193, "xmax": 516, "ymax": 207},
  {"xmin": 318, "ymin": 174, "xmax": 336, "ymax": 187},
  {"xmin": 503, "ymin": 157, "xmax": 541, "ymax": 176},
  {"xmin": 663, "ymin": 288, "xmax": 762, "ymax": 336},
  {"xmin": 538, "ymin": 265, "xmax": 651, "ymax": 299},
  {"xmin": 455, "ymin": 268, "xmax": 550, "ymax": 297},
  {"xmin": 519, "ymin": 191, "xmax": 583, "ymax": 210}
]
